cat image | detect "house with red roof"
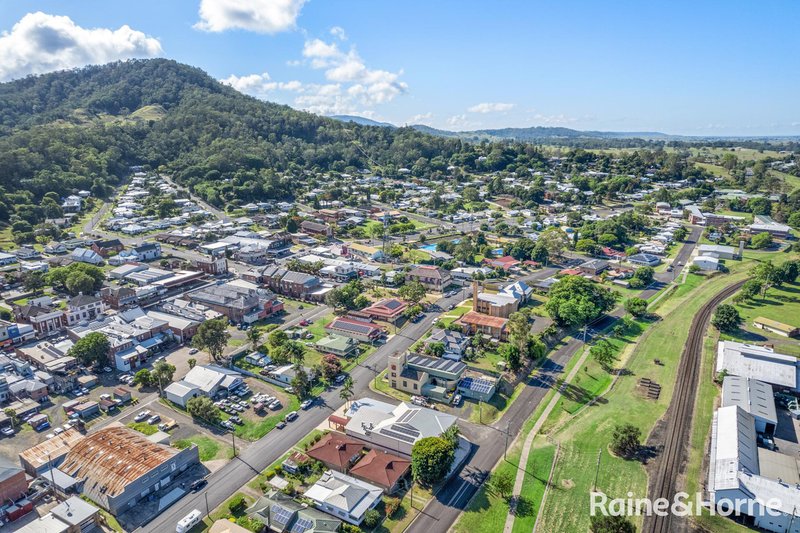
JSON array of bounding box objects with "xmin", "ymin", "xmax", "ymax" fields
[
  {"xmin": 349, "ymin": 449, "xmax": 411, "ymax": 494},
  {"xmin": 326, "ymin": 316, "xmax": 384, "ymax": 343},
  {"xmin": 482, "ymin": 255, "xmax": 520, "ymax": 270},
  {"xmin": 362, "ymin": 298, "xmax": 408, "ymax": 321},
  {"xmin": 305, "ymin": 432, "xmax": 366, "ymax": 472}
]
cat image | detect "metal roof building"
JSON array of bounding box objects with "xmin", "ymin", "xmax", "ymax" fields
[
  {"xmin": 716, "ymin": 341, "xmax": 798, "ymax": 390},
  {"xmin": 57, "ymin": 426, "xmax": 199, "ymax": 515},
  {"xmin": 721, "ymin": 376, "xmax": 778, "ymax": 434}
]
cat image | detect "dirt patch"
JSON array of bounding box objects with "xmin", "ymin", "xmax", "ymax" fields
[{"xmin": 561, "ymin": 479, "xmax": 575, "ymax": 489}]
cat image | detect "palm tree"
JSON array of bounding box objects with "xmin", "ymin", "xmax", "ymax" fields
[{"xmin": 339, "ymin": 376, "xmax": 354, "ymax": 410}]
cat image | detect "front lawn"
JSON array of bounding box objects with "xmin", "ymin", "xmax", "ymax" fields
[
  {"xmin": 175, "ymin": 434, "xmax": 232, "ymax": 461},
  {"xmin": 127, "ymin": 422, "xmax": 158, "ymax": 436}
]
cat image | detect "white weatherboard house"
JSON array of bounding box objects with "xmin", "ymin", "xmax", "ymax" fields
[
  {"xmin": 304, "ymin": 470, "xmax": 382, "ymax": 525},
  {"xmin": 344, "ymin": 398, "xmax": 457, "ymax": 456},
  {"xmin": 716, "ymin": 341, "xmax": 799, "ymax": 391}
]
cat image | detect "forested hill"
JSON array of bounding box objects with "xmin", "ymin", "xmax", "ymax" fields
[{"xmin": 0, "ymin": 59, "xmax": 489, "ymax": 228}]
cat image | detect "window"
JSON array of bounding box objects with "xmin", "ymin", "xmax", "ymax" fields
[
  {"xmin": 402, "ymin": 380, "xmax": 407, "ymax": 387},
  {"xmin": 413, "ymin": 383, "xmax": 418, "ymax": 390}
]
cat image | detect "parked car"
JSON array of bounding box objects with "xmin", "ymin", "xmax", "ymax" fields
[
  {"xmin": 190, "ymin": 479, "xmax": 207, "ymax": 492},
  {"xmin": 269, "ymin": 400, "xmax": 282, "ymax": 410},
  {"xmin": 453, "ymin": 394, "xmax": 462, "ymax": 406},
  {"xmin": 285, "ymin": 411, "xmax": 298, "ymax": 422},
  {"xmin": 300, "ymin": 399, "xmax": 314, "ymax": 410},
  {"xmin": 188, "ymin": 348, "xmax": 199, "ymax": 355},
  {"xmin": 147, "ymin": 415, "xmax": 161, "ymax": 425},
  {"xmin": 276, "ymin": 421, "xmax": 286, "ymax": 429},
  {"xmin": 1, "ymin": 427, "xmax": 14, "ymax": 437},
  {"xmin": 103, "ymin": 367, "xmax": 113, "ymax": 373},
  {"xmin": 134, "ymin": 410, "xmax": 151, "ymax": 422}
]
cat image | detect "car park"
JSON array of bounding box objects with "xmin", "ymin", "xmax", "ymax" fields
[{"xmin": 134, "ymin": 410, "xmax": 151, "ymax": 422}]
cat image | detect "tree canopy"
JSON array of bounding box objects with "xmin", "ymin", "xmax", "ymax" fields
[
  {"xmin": 545, "ymin": 276, "xmax": 618, "ymax": 327},
  {"xmin": 68, "ymin": 332, "xmax": 110, "ymax": 367}
]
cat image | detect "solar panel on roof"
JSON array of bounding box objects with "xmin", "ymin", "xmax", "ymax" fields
[
  {"xmin": 291, "ymin": 517, "xmax": 313, "ymax": 533},
  {"xmin": 384, "ymin": 300, "xmax": 402, "ymax": 310},
  {"xmin": 272, "ymin": 505, "xmax": 293, "ymax": 525},
  {"xmin": 379, "ymin": 426, "xmax": 418, "ymax": 444},
  {"xmin": 460, "ymin": 377, "xmax": 494, "ymax": 394}
]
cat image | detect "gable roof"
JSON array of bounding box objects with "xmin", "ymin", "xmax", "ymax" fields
[
  {"xmin": 349, "ymin": 449, "xmax": 410, "ymax": 489},
  {"xmin": 306, "ymin": 432, "xmax": 366, "ymax": 470}
]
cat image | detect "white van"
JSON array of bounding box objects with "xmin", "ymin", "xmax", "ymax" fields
[{"xmin": 176, "ymin": 509, "xmax": 202, "ymax": 533}]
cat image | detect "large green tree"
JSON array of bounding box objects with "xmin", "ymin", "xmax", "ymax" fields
[
  {"xmin": 191, "ymin": 318, "xmax": 230, "ymax": 362},
  {"xmin": 545, "ymin": 276, "xmax": 618, "ymax": 327},
  {"xmin": 711, "ymin": 304, "xmax": 742, "ymax": 333},
  {"xmin": 186, "ymin": 396, "xmax": 221, "ymax": 424},
  {"xmin": 411, "ymin": 436, "xmax": 455, "ymax": 486},
  {"xmin": 68, "ymin": 332, "xmax": 111, "ymax": 367}
]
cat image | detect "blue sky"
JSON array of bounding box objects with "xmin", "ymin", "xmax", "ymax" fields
[{"xmin": 1, "ymin": 0, "xmax": 799, "ymax": 135}]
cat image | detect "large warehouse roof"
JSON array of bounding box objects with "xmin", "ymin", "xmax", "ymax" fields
[{"xmin": 58, "ymin": 426, "xmax": 179, "ymax": 503}]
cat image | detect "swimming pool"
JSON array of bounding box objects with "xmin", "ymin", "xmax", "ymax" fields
[{"xmin": 419, "ymin": 238, "xmax": 461, "ymax": 252}]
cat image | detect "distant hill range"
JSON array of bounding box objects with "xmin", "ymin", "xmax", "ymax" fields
[{"xmin": 330, "ymin": 115, "xmax": 799, "ymax": 142}]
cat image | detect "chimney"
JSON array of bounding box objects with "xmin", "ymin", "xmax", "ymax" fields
[
  {"xmin": 472, "ymin": 280, "xmax": 480, "ymax": 312},
  {"xmin": 738, "ymin": 240, "xmax": 744, "ymax": 260}
]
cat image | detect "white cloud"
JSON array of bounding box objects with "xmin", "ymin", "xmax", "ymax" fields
[
  {"xmin": 467, "ymin": 102, "xmax": 515, "ymax": 114},
  {"xmin": 220, "ymin": 71, "xmax": 305, "ymax": 98},
  {"xmin": 223, "ymin": 29, "xmax": 408, "ymax": 116},
  {"xmin": 301, "ymin": 37, "xmax": 407, "ymax": 106},
  {"xmin": 195, "ymin": 0, "xmax": 306, "ymax": 33},
  {"xmin": 0, "ymin": 12, "xmax": 162, "ymax": 81},
  {"xmin": 407, "ymin": 112, "xmax": 433, "ymax": 125},
  {"xmin": 446, "ymin": 114, "xmax": 481, "ymax": 130},
  {"xmin": 330, "ymin": 26, "xmax": 347, "ymax": 40}
]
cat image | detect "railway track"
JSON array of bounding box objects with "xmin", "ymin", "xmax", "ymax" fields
[{"xmin": 643, "ymin": 279, "xmax": 745, "ymax": 533}]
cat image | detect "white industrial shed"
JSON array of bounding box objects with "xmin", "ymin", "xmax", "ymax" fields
[{"xmin": 721, "ymin": 376, "xmax": 777, "ymax": 434}]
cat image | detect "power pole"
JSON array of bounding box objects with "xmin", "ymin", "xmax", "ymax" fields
[
  {"xmin": 231, "ymin": 430, "xmax": 237, "ymax": 457},
  {"xmin": 593, "ymin": 449, "xmax": 602, "ymax": 492},
  {"xmin": 204, "ymin": 491, "xmax": 210, "ymax": 519},
  {"xmin": 504, "ymin": 422, "xmax": 510, "ymax": 461}
]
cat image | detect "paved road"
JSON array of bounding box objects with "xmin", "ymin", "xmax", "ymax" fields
[
  {"xmin": 405, "ymin": 229, "xmax": 702, "ymax": 533},
  {"xmin": 138, "ymin": 290, "xmax": 470, "ymax": 532},
  {"xmin": 142, "ymin": 228, "xmax": 702, "ymax": 532}
]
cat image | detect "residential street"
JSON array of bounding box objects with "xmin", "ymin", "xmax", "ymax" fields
[{"xmin": 138, "ymin": 289, "xmax": 470, "ymax": 532}]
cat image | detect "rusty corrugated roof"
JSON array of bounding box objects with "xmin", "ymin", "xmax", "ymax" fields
[
  {"xmin": 19, "ymin": 427, "xmax": 85, "ymax": 470},
  {"xmin": 58, "ymin": 426, "xmax": 178, "ymax": 499}
]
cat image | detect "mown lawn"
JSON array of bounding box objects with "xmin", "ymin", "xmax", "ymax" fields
[
  {"xmin": 232, "ymin": 395, "xmax": 301, "ymax": 440},
  {"xmin": 175, "ymin": 434, "xmax": 231, "ymax": 461},
  {"xmin": 127, "ymin": 421, "xmax": 158, "ymax": 435},
  {"xmin": 721, "ymin": 281, "xmax": 800, "ymax": 356},
  {"xmin": 536, "ymin": 260, "xmax": 771, "ymax": 532}
]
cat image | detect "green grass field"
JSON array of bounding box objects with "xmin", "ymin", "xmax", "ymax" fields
[
  {"xmin": 537, "ymin": 269, "xmax": 755, "ymax": 532},
  {"xmin": 127, "ymin": 421, "xmax": 158, "ymax": 435},
  {"xmin": 174, "ymin": 434, "xmax": 232, "ymax": 461}
]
